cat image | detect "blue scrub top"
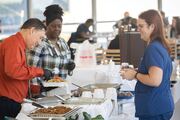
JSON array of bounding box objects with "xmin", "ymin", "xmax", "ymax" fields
[{"xmin": 135, "ymin": 40, "xmax": 174, "ymax": 117}]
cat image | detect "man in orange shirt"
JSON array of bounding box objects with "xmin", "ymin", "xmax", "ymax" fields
[{"xmin": 0, "ymin": 18, "xmax": 53, "ymax": 119}]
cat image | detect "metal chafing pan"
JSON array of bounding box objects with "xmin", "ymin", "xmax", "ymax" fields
[
  {"xmin": 82, "ymin": 83, "xmax": 121, "ymax": 90},
  {"xmin": 29, "ymin": 105, "xmax": 81, "ymax": 119},
  {"xmin": 78, "ymin": 83, "xmax": 121, "ymax": 92},
  {"xmin": 33, "ymin": 95, "xmax": 71, "ymax": 107}
]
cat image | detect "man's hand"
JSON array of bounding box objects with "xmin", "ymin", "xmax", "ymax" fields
[
  {"xmin": 43, "ymin": 69, "xmax": 53, "ymax": 80},
  {"xmin": 66, "ymin": 60, "xmax": 76, "ymax": 71},
  {"xmin": 66, "ymin": 60, "xmax": 76, "ymax": 76}
]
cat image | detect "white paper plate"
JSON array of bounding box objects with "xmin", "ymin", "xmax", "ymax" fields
[{"xmin": 42, "ymin": 82, "xmax": 68, "ymax": 87}]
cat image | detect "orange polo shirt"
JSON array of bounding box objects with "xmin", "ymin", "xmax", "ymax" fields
[{"xmin": 0, "ymin": 32, "xmax": 44, "ymax": 103}]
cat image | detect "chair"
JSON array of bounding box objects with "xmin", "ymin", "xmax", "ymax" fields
[
  {"xmin": 102, "ymin": 49, "xmax": 121, "ymax": 65},
  {"xmin": 95, "ymin": 49, "xmax": 104, "ymax": 64},
  {"xmin": 108, "ymin": 35, "xmax": 120, "ymax": 49},
  {"xmin": 169, "ymin": 40, "xmax": 176, "ymax": 60}
]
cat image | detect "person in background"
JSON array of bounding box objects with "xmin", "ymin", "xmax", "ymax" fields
[
  {"xmin": 109, "ymin": 12, "xmax": 137, "ymax": 49},
  {"xmin": 0, "ymin": 18, "xmax": 53, "ymax": 119},
  {"xmin": 121, "ymin": 11, "xmax": 133, "ymax": 26},
  {"xmin": 175, "ymin": 17, "xmax": 180, "ymax": 38},
  {"xmin": 170, "ymin": 16, "xmax": 180, "ymax": 38},
  {"xmin": 114, "ymin": 11, "xmax": 137, "ymax": 30},
  {"xmin": 68, "ymin": 19, "xmax": 94, "ymax": 59},
  {"xmin": 121, "ymin": 9, "xmax": 174, "ymax": 120},
  {"xmin": 27, "ymin": 4, "xmax": 75, "ymax": 97},
  {"xmin": 74, "ymin": 18, "xmax": 94, "ymax": 42},
  {"xmin": 160, "ymin": 11, "xmax": 169, "ymax": 29},
  {"xmin": 160, "ymin": 11, "xmax": 169, "ymax": 38},
  {"xmin": 108, "ymin": 35, "xmax": 120, "ymax": 49}
]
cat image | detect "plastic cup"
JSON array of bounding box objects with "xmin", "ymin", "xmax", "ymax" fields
[
  {"xmin": 81, "ymin": 91, "xmax": 92, "ymax": 98},
  {"xmin": 93, "ymin": 89, "xmax": 104, "ymax": 98},
  {"xmin": 105, "ymin": 87, "xmax": 117, "ymax": 100}
]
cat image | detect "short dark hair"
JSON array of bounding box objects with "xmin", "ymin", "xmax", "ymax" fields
[
  {"xmin": 21, "ymin": 18, "xmax": 46, "ymax": 30},
  {"xmin": 86, "ymin": 19, "xmax": 94, "ymax": 24}
]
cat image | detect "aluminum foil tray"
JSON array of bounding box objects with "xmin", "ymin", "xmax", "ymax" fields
[
  {"xmin": 42, "ymin": 81, "xmax": 68, "ymax": 87},
  {"xmin": 80, "ymin": 83, "xmax": 121, "ymax": 92},
  {"xmin": 64, "ymin": 97, "xmax": 106, "ymax": 105},
  {"xmin": 29, "ymin": 105, "xmax": 81, "ymax": 119}
]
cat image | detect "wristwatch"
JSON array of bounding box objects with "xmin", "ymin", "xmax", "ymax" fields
[{"xmin": 135, "ymin": 72, "xmax": 139, "ymax": 79}]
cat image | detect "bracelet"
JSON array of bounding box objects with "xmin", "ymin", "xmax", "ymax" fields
[{"xmin": 135, "ymin": 72, "xmax": 139, "ymax": 79}]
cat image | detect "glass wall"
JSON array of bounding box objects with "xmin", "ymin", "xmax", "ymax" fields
[
  {"xmin": 0, "ymin": 0, "xmax": 27, "ymax": 39},
  {"xmin": 96, "ymin": 0, "xmax": 158, "ymax": 32},
  {"xmin": 0, "ymin": 0, "xmax": 179, "ymax": 41},
  {"xmin": 31, "ymin": 0, "xmax": 92, "ymax": 32},
  {"xmin": 31, "ymin": 0, "xmax": 92, "ymax": 40},
  {"xmin": 163, "ymin": 0, "xmax": 180, "ymax": 24}
]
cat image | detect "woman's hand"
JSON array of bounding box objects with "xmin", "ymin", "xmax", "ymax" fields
[{"xmin": 120, "ymin": 68, "xmax": 137, "ymax": 80}]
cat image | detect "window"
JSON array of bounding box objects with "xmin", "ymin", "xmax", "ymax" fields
[
  {"xmin": 163, "ymin": 0, "xmax": 180, "ymax": 24},
  {"xmin": 31, "ymin": 0, "xmax": 92, "ymax": 40},
  {"xmin": 31, "ymin": 0, "xmax": 92, "ymax": 32},
  {"xmin": 0, "ymin": 0, "xmax": 27, "ymax": 39},
  {"xmin": 0, "ymin": 0, "xmax": 161, "ymax": 41},
  {"xmin": 96, "ymin": 0, "xmax": 157, "ymax": 32}
]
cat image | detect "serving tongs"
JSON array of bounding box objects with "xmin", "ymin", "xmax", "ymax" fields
[
  {"xmin": 64, "ymin": 106, "xmax": 82, "ymax": 118},
  {"xmin": 71, "ymin": 83, "xmax": 90, "ymax": 91},
  {"xmin": 71, "ymin": 83, "xmax": 84, "ymax": 88},
  {"xmin": 23, "ymin": 98, "xmax": 48, "ymax": 108},
  {"xmin": 54, "ymin": 95, "xmax": 71, "ymax": 104}
]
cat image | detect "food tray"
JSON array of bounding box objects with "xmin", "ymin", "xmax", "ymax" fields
[
  {"xmin": 80, "ymin": 83, "xmax": 121, "ymax": 92},
  {"xmin": 117, "ymin": 91, "xmax": 134, "ymax": 99},
  {"xmin": 42, "ymin": 82, "xmax": 68, "ymax": 87},
  {"xmin": 34, "ymin": 96, "xmax": 61, "ymax": 106},
  {"xmin": 64, "ymin": 97, "xmax": 106, "ymax": 105},
  {"xmin": 29, "ymin": 105, "xmax": 81, "ymax": 118}
]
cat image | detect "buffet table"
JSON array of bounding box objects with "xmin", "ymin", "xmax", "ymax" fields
[
  {"xmin": 15, "ymin": 65, "xmax": 123, "ymax": 119},
  {"xmin": 16, "ymin": 98, "xmax": 113, "ymax": 120},
  {"xmin": 16, "ymin": 64, "xmax": 137, "ymax": 120}
]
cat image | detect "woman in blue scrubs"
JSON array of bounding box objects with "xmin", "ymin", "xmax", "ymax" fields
[{"xmin": 121, "ymin": 9, "xmax": 174, "ymax": 120}]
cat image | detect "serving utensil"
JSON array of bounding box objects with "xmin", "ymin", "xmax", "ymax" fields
[
  {"xmin": 54, "ymin": 95, "xmax": 68, "ymax": 104},
  {"xmin": 23, "ymin": 98, "xmax": 48, "ymax": 108},
  {"xmin": 71, "ymin": 83, "xmax": 90, "ymax": 92},
  {"xmin": 71, "ymin": 83, "xmax": 84, "ymax": 89}
]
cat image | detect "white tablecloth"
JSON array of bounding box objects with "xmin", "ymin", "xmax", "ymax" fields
[{"xmin": 78, "ymin": 99, "xmax": 113, "ymax": 120}]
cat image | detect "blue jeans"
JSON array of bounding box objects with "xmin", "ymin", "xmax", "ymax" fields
[{"xmin": 138, "ymin": 112, "xmax": 174, "ymax": 120}]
